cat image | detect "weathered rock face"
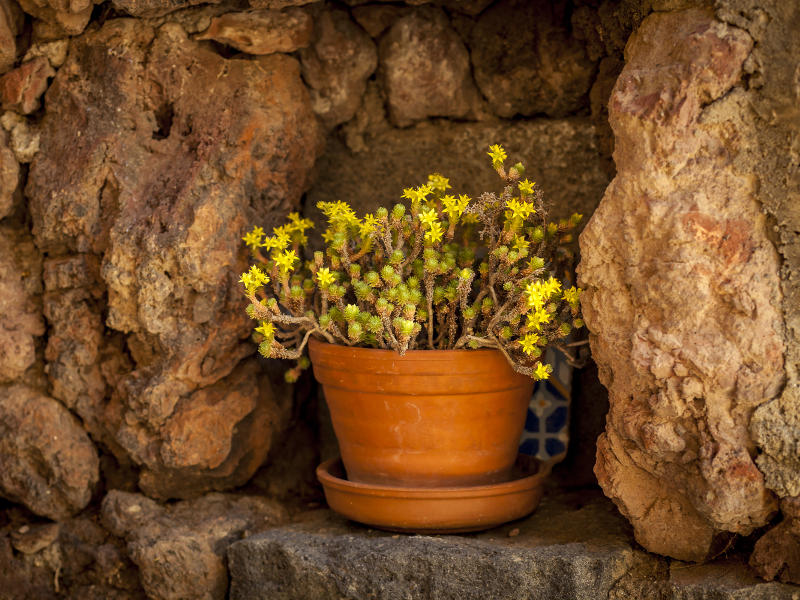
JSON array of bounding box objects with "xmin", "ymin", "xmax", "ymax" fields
[
  {"xmin": 0, "ymin": 225, "xmax": 44, "ymax": 383},
  {"xmin": 102, "ymin": 490, "xmax": 288, "ymax": 600},
  {"xmin": 308, "ymin": 118, "xmax": 612, "ymax": 227},
  {"xmin": 300, "ymin": 10, "xmax": 377, "ymax": 129},
  {"xmin": 196, "ymin": 8, "xmax": 313, "ymax": 55},
  {"xmin": 0, "ymin": 0, "xmax": 22, "ymax": 75},
  {"xmin": 579, "ymin": 8, "xmax": 783, "ymax": 561},
  {"xmin": 26, "ymin": 18, "xmax": 322, "ymax": 499},
  {"xmin": 470, "ymin": 0, "xmax": 597, "ymax": 119},
  {"xmin": 0, "ymin": 512, "xmax": 144, "ymax": 599},
  {"xmin": 15, "ymin": 0, "xmax": 95, "ymax": 36},
  {"xmin": 112, "ymin": 0, "xmax": 222, "ymax": 17},
  {"xmin": 379, "ymin": 7, "xmax": 482, "ymax": 127},
  {"xmin": 0, "ymin": 58, "xmax": 55, "ymax": 114},
  {"xmin": 750, "ymin": 496, "xmax": 800, "ymax": 584},
  {"xmin": 0, "ymin": 130, "xmax": 17, "ymax": 219},
  {"xmin": 0, "ymin": 385, "xmax": 99, "ymax": 520}
]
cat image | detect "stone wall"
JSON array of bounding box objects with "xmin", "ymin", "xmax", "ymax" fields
[
  {"xmin": 579, "ymin": 0, "xmax": 800, "ymax": 582},
  {"xmin": 0, "ymin": 0, "xmax": 623, "ymax": 597},
  {"xmin": 1, "ymin": 0, "xmax": 798, "ymax": 596}
]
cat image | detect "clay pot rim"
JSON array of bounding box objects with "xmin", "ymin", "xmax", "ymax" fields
[
  {"xmin": 316, "ymin": 457, "xmax": 550, "ymax": 499},
  {"xmin": 308, "ymin": 336, "xmax": 508, "ymax": 361}
]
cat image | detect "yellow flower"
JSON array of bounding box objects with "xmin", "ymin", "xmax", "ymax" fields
[
  {"xmin": 321, "ymin": 229, "xmax": 335, "ymax": 244},
  {"xmin": 418, "ymin": 207, "xmax": 439, "ymax": 227},
  {"xmin": 518, "ymin": 179, "xmax": 535, "ymax": 196},
  {"xmin": 274, "ymin": 249, "xmax": 298, "ymax": 274},
  {"xmin": 526, "ymin": 308, "xmax": 551, "ymax": 331},
  {"xmin": 519, "ymin": 333, "xmax": 540, "ymax": 355},
  {"xmin": 286, "ymin": 212, "xmax": 314, "ymax": 233},
  {"xmin": 513, "ymin": 235, "xmax": 530, "ymax": 252},
  {"xmin": 424, "ymin": 221, "xmax": 443, "ymax": 243},
  {"xmin": 487, "ymin": 144, "xmax": 507, "ymax": 167},
  {"xmin": 316, "ymin": 267, "xmax": 336, "ymax": 287},
  {"xmin": 534, "ymin": 362, "xmax": 553, "ymax": 381},
  {"xmin": 506, "ymin": 198, "xmax": 536, "ymax": 221},
  {"xmin": 255, "ymin": 321, "xmax": 275, "ymax": 340},
  {"xmin": 563, "ymin": 286, "xmax": 582, "ymax": 309},
  {"xmin": 442, "ymin": 194, "xmax": 471, "ymax": 221},
  {"xmin": 242, "ymin": 227, "xmax": 264, "ymax": 250},
  {"xmin": 239, "ymin": 265, "xmax": 270, "ymax": 294},
  {"xmin": 427, "ymin": 173, "xmax": 451, "ymax": 193},
  {"xmin": 360, "ymin": 213, "xmax": 379, "ymax": 239}
]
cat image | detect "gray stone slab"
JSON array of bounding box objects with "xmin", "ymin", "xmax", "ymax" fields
[{"xmin": 228, "ymin": 491, "xmax": 799, "ymax": 600}]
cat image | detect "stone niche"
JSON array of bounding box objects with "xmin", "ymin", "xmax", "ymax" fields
[{"xmin": 0, "ymin": 0, "xmax": 798, "ymax": 598}]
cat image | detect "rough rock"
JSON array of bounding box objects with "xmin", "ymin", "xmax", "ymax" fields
[
  {"xmin": 196, "ymin": 8, "xmax": 313, "ymax": 55},
  {"xmin": 0, "ymin": 111, "xmax": 39, "ymax": 163},
  {"xmin": 350, "ymin": 4, "xmax": 405, "ymax": 38},
  {"xmin": 578, "ymin": 9, "xmax": 782, "ymax": 561},
  {"xmin": 0, "ymin": 58, "xmax": 56, "ymax": 114},
  {"xmin": 0, "ymin": 225, "xmax": 44, "ymax": 382},
  {"xmin": 15, "ymin": 0, "xmax": 95, "ymax": 36},
  {"xmin": 112, "ymin": 0, "xmax": 222, "ymax": 17},
  {"xmin": 228, "ymin": 491, "xmax": 798, "ymax": 599},
  {"xmin": 0, "ymin": 510, "xmax": 144, "ymax": 599},
  {"xmin": 470, "ymin": 0, "xmax": 597, "ymax": 119},
  {"xmin": 719, "ymin": 1, "xmax": 800, "ymax": 502},
  {"xmin": 379, "ymin": 7, "xmax": 482, "ymax": 127},
  {"xmin": 0, "ymin": 0, "xmax": 22, "ymax": 75},
  {"xmin": 247, "ymin": 0, "xmax": 315, "ymax": 8},
  {"xmin": 23, "ymin": 38, "xmax": 70, "ymax": 68},
  {"xmin": 307, "ymin": 118, "xmax": 611, "ymax": 228},
  {"xmin": 299, "ymin": 10, "xmax": 377, "ymax": 129},
  {"xmin": 0, "ymin": 384, "xmax": 99, "ymax": 520},
  {"xmin": 102, "ymin": 490, "xmax": 288, "ymax": 600},
  {"xmin": 27, "ymin": 18, "xmax": 321, "ymax": 499},
  {"xmin": 0, "ymin": 129, "xmax": 18, "ymax": 219},
  {"xmin": 750, "ymin": 496, "xmax": 800, "ymax": 584}
]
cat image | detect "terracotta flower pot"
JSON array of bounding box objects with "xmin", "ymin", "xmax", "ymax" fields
[{"xmin": 308, "ymin": 338, "xmax": 534, "ymax": 487}]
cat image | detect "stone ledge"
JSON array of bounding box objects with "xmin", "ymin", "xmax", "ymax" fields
[{"xmin": 228, "ymin": 490, "xmax": 798, "ymax": 600}]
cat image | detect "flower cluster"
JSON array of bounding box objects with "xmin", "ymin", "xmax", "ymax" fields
[{"xmin": 240, "ymin": 145, "xmax": 583, "ymax": 381}]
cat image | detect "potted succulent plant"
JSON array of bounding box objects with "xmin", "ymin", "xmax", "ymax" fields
[{"xmin": 239, "ymin": 145, "xmax": 583, "ymax": 528}]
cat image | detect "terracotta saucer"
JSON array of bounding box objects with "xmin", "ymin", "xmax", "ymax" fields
[{"xmin": 316, "ymin": 454, "xmax": 550, "ymax": 534}]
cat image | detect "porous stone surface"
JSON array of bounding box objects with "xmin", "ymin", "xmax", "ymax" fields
[
  {"xmin": 0, "ymin": 58, "xmax": 55, "ymax": 114},
  {"xmin": 112, "ymin": 0, "xmax": 222, "ymax": 17},
  {"xmin": 0, "ymin": 111, "xmax": 40, "ymax": 163},
  {"xmin": 102, "ymin": 490, "xmax": 288, "ymax": 600},
  {"xmin": 750, "ymin": 496, "xmax": 800, "ymax": 584},
  {"xmin": 26, "ymin": 17, "xmax": 322, "ymax": 499},
  {"xmin": 307, "ymin": 118, "xmax": 612, "ymax": 228},
  {"xmin": 0, "ymin": 225, "xmax": 44, "ymax": 383},
  {"xmin": 470, "ymin": 0, "xmax": 597, "ymax": 119},
  {"xmin": 579, "ymin": 8, "xmax": 783, "ymax": 561},
  {"xmin": 0, "ymin": 385, "xmax": 99, "ymax": 520},
  {"xmin": 299, "ymin": 10, "xmax": 377, "ymax": 129},
  {"xmin": 195, "ymin": 8, "xmax": 313, "ymax": 55},
  {"xmin": 0, "ymin": 0, "xmax": 22, "ymax": 75},
  {"xmin": 379, "ymin": 7, "xmax": 482, "ymax": 127},
  {"xmin": 0, "ymin": 130, "xmax": 17, "ymax": 219},
  {"xmin": 0, "ymin": 508, "xmax": 145, "ymax": 600},
  {"xmin": 228, "ymin": 491, "xmax": 798, "ymax": 600},
  {"xmin": 15, "ymin": 0, "xmax": 95, "ymax": 35},
  {"xmin": 718, "ymin": 0, "xmax": 800, "ymax": 502}
]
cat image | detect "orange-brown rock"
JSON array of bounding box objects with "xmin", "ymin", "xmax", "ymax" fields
[
  {"xmin": 300, "ymin": 10, "xmax": 376, "ymax": 128},
  {"xmin": 470, "ymin": 0, "xmax": 596, "ymax": 119},
  {"xmin": 196, "ymin": 8, "xmax": 313, "ymax": 55},
  {"xmin": 15, "ymin": 0, "xmax": 95, "ymax": 35},
  {"xmin": 579, "ymin": 8, "xmax": 782, "ymax": 561},
  {"xmin": 0, "ymin": 225, "xmax": 44, "ymax": 383},
  {"xmin": 0, "ymin": 129, "xmax": 18, "ymax": 219},
  {"xmin": 0, "ymin": 58, "xmax": 55, "ymax": 114},
  {"xmin": 0, "ymin": 385, "xmax": 99, "ymax": 519},
  {"xmin": 27, "ymin": 18, "xmax": 322, "ymax": 499},
  {"xmin": 751, "ymin": 496, "xmax": 800, "ymax": 584},
  {"xmin": 379, "ymin": 7, "xmax": 481, "ymax": 127},
  {"xmin": 0, "ymin": 0, "xmax": 22, "ymax": 75}
]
